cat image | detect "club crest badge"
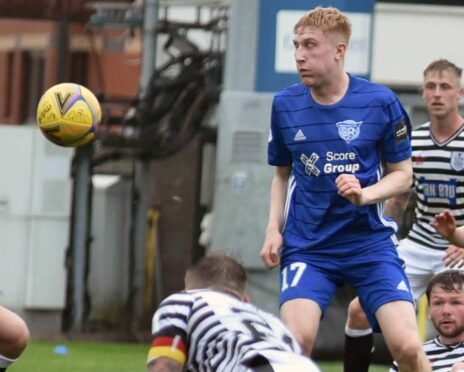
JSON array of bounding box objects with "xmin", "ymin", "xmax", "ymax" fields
[
  {"xmin": 451, "ymin": 151, "xmax": 464, "ymax": 171},
  {"xmin": 336, "ymin": 120, "xmax": 362, "ymax": 144}
]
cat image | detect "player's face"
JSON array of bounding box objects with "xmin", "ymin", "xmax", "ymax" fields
[
  {"xmin": 293, "ymin": 27, "xmax": 343, "ymax": 87},
  {"xmin": 429, "ymin": 286, "xmax": 464, "ymax": 344},
  {"xmin": 422, "ymin": 69, "xmax": 463, "ymax": 120}
]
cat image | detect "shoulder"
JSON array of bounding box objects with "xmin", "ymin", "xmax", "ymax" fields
[
  {"xmin": 412, "ymin": 122, "xmax": 430, "ymax": 136},
  {"xmin": 161, "ymin": 291, "xmax": 195, "ymax": 304},
  {"xmin": 156, "ymin": 291, "xmax": 196, "ymax": 315},
  {"xmin": 422, "ymin": 337, "xmax": 442, "ymax": 352},
  {"xmin": 350, "ymin": 75, "xmax": 400, "ymax": 106},
  {"xmin": 274, "ymin": 83, "xmax": 307, "ymax": 103},
  {"xmin": 272, "ymin": 83, "xmax": 311, "ymax": 115},
  {"xmin": 275, "ymin": 83, "xmax": 307, "ymax": 97}
]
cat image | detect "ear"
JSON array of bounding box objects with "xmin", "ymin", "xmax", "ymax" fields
[{"xmin": 335, "ymin": 42, "xmax": 347, "ymax": 61}]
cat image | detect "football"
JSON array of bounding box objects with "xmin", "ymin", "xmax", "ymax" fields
[{"xmin": 36, "ymin": 82, "xmax": 101, "ymax": 147}]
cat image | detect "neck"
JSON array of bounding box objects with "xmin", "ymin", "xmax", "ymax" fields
[
  {"xmin": 211, "ymin": 286, "xmax": 243, "ymax": 301},
  {"xmin": 430, "ymin": 112, "xmax": 464, "ymax": 142},
  {"xmin": 438, "ymin": 334, "xmax": 464, "ymax": 346},
  {"xmin": 311, "ymin": 71, "xmax": 349, "ymax": 105}
]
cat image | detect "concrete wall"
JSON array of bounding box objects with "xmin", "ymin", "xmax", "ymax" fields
[{"xmin": 0, "ymin": 125, "xmax": 72, "ymax": 333}]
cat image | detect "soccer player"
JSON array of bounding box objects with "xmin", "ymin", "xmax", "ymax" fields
[
  {"xmin": 390, "ymin": 270, "xmax": 464, "ymax": 371},
  {"xmin": 0, "ymin": 305, "xmax": 29, "ymax": 371},
  {"xmin": 260, "ymin": 6, "xmax": 431, "ymax": 372},
  {"xmin": 146, "ymin": 253, "xmax": 320, "ymax": 372},
  {"xmin": 344, "ymin": 59, "xmax": 464, "ymax": 372}
]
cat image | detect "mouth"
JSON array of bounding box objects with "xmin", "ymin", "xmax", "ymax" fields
[{"xmin": 439, "ymin": 319, "xmax": 455, "ymax": 327}]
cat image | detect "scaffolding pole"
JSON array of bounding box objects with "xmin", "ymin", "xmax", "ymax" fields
[{"xmin": 130, "ymin": 0, "xmax": 159, "ymax": 334}]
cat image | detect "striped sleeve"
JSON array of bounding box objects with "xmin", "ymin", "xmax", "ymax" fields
[
  {"xmin": 147, "ymin": 292, "xmax": 193, "ymax": 366},
  {"xmin": 147, "ymin": 330, "xmax": 188, "ymax": 366}
]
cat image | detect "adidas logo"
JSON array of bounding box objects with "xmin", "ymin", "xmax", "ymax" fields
[
  {"xmin": 397, "ymin": 280, "xmax": 409, "ymax": 292},
  {"xmin": 294, "ymin": 129, "xmax": 306, "ymax": 141}
]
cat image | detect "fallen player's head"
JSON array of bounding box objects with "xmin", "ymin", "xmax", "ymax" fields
[{"xmin": 185, "ymin": 253, "xmax": 247, "ymax": 300}]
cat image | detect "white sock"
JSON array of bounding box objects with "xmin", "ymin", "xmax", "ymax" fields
[
  {"xmin": 345, "ymin": 324, "xmax": 373, "ymax": 337},
  {"xmin": 0, "ymin": 354, "xmax": 15, "ymax": 368}
]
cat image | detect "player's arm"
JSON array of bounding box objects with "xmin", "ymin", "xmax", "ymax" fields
[
  {"xmin": 384, "ymin": 189, "xmax": 414, "ymax": 225},
  {"xmin": 336, "ymin": 158, "xmax": 412, "ymax": 206},
  {"xmin": 147, "ymin": 331, "xmax": 187, "ymax": 372},
  {"xmin": 452, "ymin": 361, "xmax": 464, "ymax": 372},
  {"xmin": 147, "ymin": 357, "xmax": 183, "ymax": 372},
  {"xmin": 432, "ymin": 210, "xmax": 464, "ymax": 247},
  {"xmin": 260, "ymin": 165, "xmax": 292, "ymax": 269},
  {"xmin": 147, "ymin": 304, "xmax": 188, "ymax": 372}
]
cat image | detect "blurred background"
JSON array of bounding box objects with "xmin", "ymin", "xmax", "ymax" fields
[{"xmin": 1, "ymin": 0, "xmax": 464, "ymax": 363}]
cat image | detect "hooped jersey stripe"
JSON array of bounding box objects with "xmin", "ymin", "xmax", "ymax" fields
[{"xmin": 407, "ymin": 122, "xmax": 464, "ymax": 250}]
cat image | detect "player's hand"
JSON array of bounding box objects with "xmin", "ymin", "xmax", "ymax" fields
[
  {"xmin": 260, "ymin": 230, "xmax": 283, "ymax": 269},
  {"xmin": 444, "ymin": 245, "xmax": 464, "ymax": 268},
  {"xmin": 431, "ymin": 210, "xmax": 456, "ymax": 239},
  {"xmin": 335, "ymin": 174, "xmax": 364, "ymax": 206}
]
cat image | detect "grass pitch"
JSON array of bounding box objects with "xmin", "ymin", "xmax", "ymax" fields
[{"xmin": 9, "ymin": 340, "xmax": 391, "ymax": 371}]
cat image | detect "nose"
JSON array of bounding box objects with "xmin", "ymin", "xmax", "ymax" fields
[
  {"xmin": 433, "ymin": 86, "xmax": 442, "ymax": 96},
  {"xmin": 441, "ymin": 302, "xmax": 453, "ymax": 315},
  {"xmin": 295, "ymin": 47, "xmax": 305, "ymax": 64}
]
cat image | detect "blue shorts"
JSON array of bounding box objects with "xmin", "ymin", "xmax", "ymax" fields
[{"xmin": 279, "ymin": 241, "xmax": 413, "ymax": 332}]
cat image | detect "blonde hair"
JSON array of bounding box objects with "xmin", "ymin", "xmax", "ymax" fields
[
  {"xmin": 423, "ymin": 59, "xmax": 462, "ymax": 79},
  {"xmin": 293, "ymin": 6, "xmax": 352, "ymax": 44}
]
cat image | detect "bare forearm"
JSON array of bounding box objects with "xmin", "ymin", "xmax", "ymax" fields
[
  {"xmin": 384, "ymin": 191, "xmax": 413, "ymax": 224},
  {"xmin": 361, "ymin": 160, "xmax": 412, "ymax": 205},
  {"xmin": 147, "ymin": 358, "xmax": 183, "ymax": 372},
  {"xmin": 448, "ymin": 228, "xmax": 464, "ymax": 247},
  {"xmin": 266, "ymin": 166, "xmax": 291, "ymax": 233}
]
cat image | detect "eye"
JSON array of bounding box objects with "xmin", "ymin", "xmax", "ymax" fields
[
  {"xmin": 304, "ymin": 41, "xmax": 316, "ymax": 49},
  {"xmin": 424, "ymin": 83, "xmax": 436, "ymax": 90}
]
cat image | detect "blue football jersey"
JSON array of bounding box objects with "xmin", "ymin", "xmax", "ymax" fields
[{"xmin": 268, "ymin": 75, "xmax": 412, "ymax": 257}]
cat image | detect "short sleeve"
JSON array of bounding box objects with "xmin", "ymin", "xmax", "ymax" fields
[
  {"xmin": 268, "ymin": 97, "xmax": 292, "ymax": 166},
  {"xmin": 380, "ymin": 96, "xmax": 412, "ymax": 164},
  {"xmin": 147, "ymin": 293, "xmax": 191, "ymax": 367}
]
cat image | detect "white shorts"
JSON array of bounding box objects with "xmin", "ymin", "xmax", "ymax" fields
[{"xmin": 397, "ymin": 238, "xmax": 453, "ymax": 301}]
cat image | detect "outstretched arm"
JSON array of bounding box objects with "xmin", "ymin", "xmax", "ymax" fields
[
  {"xmin": 260, "ymin": 165, "xmax": 291, "ymax": 269},
  {"xmin": 336, "ymin": 159, "xmax": 412, "ymax": 206}
]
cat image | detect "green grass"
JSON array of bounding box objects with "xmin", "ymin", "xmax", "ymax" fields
[
  {"xmin": 9, "ymin": 340, "xmax": 391, "ymax": 371},
  {"xmin": 9, "ymin": 340, "xmax": 148, "ymax": 372}
]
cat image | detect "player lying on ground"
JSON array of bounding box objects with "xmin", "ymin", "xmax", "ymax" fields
[{"xmin": 146, "ymin": 253, "xmax": 319, "ymax": 372}]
